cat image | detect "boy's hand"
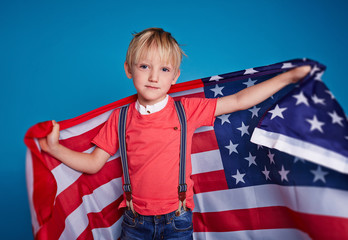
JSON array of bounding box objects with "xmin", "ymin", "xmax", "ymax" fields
[
  {"xmin": 39, "ymin": 120, "xmax": 60, "ymax": 153},
  {"xmin": 288, "ymin": 65, "xmax": 311, "ymax": 84}
]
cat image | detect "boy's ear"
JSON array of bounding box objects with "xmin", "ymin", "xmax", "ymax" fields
[
  {"xmin": 172, "ymin": 69, "xmax": 181, "ymax": 85},
  {"xmin": 124, "ymin": 61, "xmax": 132, "ymax": 79}
]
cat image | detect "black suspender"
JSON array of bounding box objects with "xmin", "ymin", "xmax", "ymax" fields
[{"xmin": 117, "ymin": 101, "xmax": 188, "ymax": 214}]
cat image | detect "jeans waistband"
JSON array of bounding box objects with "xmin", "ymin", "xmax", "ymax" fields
[{"xmin": 125, "ymin": 208, "xmax": 189, "ymax": 224}]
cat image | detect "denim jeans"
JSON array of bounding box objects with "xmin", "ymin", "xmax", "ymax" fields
[{"xmin": 120, "ymin": 208, "xmax": 193, "ymax": 240}]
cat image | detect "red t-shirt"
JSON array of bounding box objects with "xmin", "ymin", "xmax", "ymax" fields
[{"xmin": 92, "ymin": 96, "xmax": 217, "ymax": 215}]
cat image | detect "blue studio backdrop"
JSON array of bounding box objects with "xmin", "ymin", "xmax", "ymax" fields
[{"xmin": 1, "ymin": 1, "xmax": 348, "ymax": 239}]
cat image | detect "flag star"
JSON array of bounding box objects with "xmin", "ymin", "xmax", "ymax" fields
[
  {"xmin": 262, "ymin": 166, "xmax": 271, "ymax": 180},
  {"xmin": 314, "ymin": 71, "xmax": 324, "ymax": 81},
  {"xmin": 237, "ymin": 122, "xmax": 250, "ymax": 137},
  {"xmin": 345, "ymin": 136, "xmax": 348, "ymax": 141},
  {"xmin": 325, "ymin": 90, "xmax": 335, "ymax": 99},
  {"xmin": 244, "ymin": 68, "xmax": 258, "ymax": 75},
  {"xmin": 267, "ymin": 150, "xmax": 275, "ymax": 164},
  {"xmin": 310, "ymin": 65, "xmax": 320, "ymax": 76},
  {"xmin": 248, "ymin": 106, "xmax": 261, "ymax": 118},
  {"xmin": 312, "ymin": 94, "xmax": 325, "ymax": 105},
  {"xmin": 306, "ymin": 115, "xmax": 325, "ymax": 133},
  {"xmin": 310, "ymin": 166, "xmax": 329, "ymax": 183},
  {"xmin": 209, "ymin": 75, "xmax": 223, "ymax": 81},
  {"xmin": 232, "ymin": 169, "xmax": 246, "ymax": 184},
  {"xmin": 210, "ymin": 84, "xmax": 224, "ymax": 97},
  {"xmin": 268, "ymin": 104, "xmax": 287, "ymax": 120},
  {"xmin": 328, "ymin": 111, "xmax": 344, "ymax": 127},
  {"xmin": 257, "ymin": 144, "xmax": 264, "ymax": 150},
  {"xmin": 281, "ymin": 62, "xmax": 295, "ymax": 69},
  {"xmin": 245, "ymin": 152, "xmax": 257, "ymax": 167},
  {"xmin": 292, "ymin": 91, "xmax": 309, "ymax": 106},
  {"xmin": 294, "ymin": 157, "xmax": 306, "ymax": 163},
  {"xmin": 225, "ymin": 140, "xmax": 238, "ymax": 155},
  {"xmin": 243, "ymin": 78, "xmax": 257, "ymax": 88},
  {"xmin": 217, "ymin": 114, "xmax": 231, "ymax": 125},
  {"xmin": 278, "ymin": 165, "xmax": 290, "ymax": 182}
]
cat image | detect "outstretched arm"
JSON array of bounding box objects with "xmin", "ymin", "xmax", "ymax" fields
[
  {"xmin": 214, "ymin": 65, "xmax": 311, "ymax": 116},
  {"xmin": 39, "ymin": 120, "xmax": 111, "ymax": 174}
]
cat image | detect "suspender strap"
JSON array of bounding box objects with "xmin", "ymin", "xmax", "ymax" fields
[
  {"xmin": 174, "ymin": 101, "xmax": 188, "ymax": 214},
  {"xmin": 118, "ymin": 105, "xmax": 135, "ymax": 213},
  {"xmin": 118, "ymin": 101, "xmax": 188, "ymax": 214}
]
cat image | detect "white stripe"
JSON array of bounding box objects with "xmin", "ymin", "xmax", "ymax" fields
[
  {"xmin": 169, "ymin": 87, "xmax": 204, "ymax": 97},
  {"xmin": 193, "ymin": 184, "xmax": 348, "ymax": 219},
  {"xmin": 251, "ymin": 128, "xmax": 348, "ymax": 174},
  {"xmin": 59, "ymin": 178, "xmax": 123, "ymax": 240},
  {"xmin": 191, "ymin": 150, "xmax": 223, "ymax": 175},
  {"xmin": 92, "ymin": 217, "xmax": 122, "ymax": 240},
  {"xmin": 59, "ymin": 110, "xmax": 114, "ymax": 140},
  {"xmin": 25, "ymin": 149, "xmax": 40, "ymax": 235},
  {"xmin": 53, "ymin": 148, "xmax": 120, "ymax": 197},
  {"xmin": 193, "ymin": 228, "xmax": 311, "ymax": 240},
  {"xmin": 194, "ymin": 126, "xmax": 214, "ymax": 134}
]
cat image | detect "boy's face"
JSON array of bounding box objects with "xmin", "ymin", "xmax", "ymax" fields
[{"xmin": 124, "ymin": 47, "xmax": 180, "ymax": 106}]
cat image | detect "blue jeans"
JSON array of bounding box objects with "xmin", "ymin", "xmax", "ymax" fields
[{"xmin": 120, "ymin": 208, "xmax": 193, "ymax": 240}]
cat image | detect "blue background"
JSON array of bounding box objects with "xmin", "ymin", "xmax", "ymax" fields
[{"xmin": 1, "ymin": 1, "xmax": 347, "ymax": 239}]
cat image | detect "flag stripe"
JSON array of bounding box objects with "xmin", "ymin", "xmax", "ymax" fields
[
  {"xmin": 251, "ymin": 128, "xmax": 348, "ymax": 174},
  {"xmin": 193, "ymin": 206, "xmax": 348, "ymax": 239},
  {"xmin": 193, "ymin": 229, "xmax": 311, "ymax": 240},
  {"xmin": 193, "ymin": 184, "xmax": 348, "ymax": 218}
]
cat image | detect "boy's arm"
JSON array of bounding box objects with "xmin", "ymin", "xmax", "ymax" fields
[
  {"xmin": 39, "ymin": 120, "xmax": 111, "ymax": 174},
  {"xmin": 214, "ymin": 65, "xmax": 311, "ymax": 116}
]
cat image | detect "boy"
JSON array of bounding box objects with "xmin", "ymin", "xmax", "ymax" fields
[{"xmin": 39, "ymin": 27, "xmax": 311, "ymax": 239}]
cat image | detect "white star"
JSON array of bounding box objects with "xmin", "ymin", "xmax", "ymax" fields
[
  {"xmin": 278, "ymin": 165, "xmax": 290, "ymax": 182},
  {"xmin": 243, "ymin": 78, "xmax": 257, "ymax": 88},
  {"xmin": 294, "ymin": 157, "xmax": 306, "ymax": 163},
  {"xmin": 257, "ymin": 144, "xmax": 264, "ymax": 150},
  {"xmin": 245, "ymin": 152, "xmax": 257, "ymax": 167},
  {"xmin": 292, "ymin": 91, "xmax": 309, "ymax": 106},
  {"xmin": 306, "ymin": 115, "xmax": 325, "ymax": 133},
  {"xmin": 237, "ymin": 122, "xmax": 250, "ymax": 137},
  {"xmin": 267, "ymin": 150, "xmax": 275, "ymax": 164},
  {"xmin": 232, "ymin": 169, "xmax": 246, "ymax": 184},
  {"xmin": 310, "ymin": 65, "xmax": 320, "ymax": 76},
  {"xmin": 217, "ymin": 114, "xmax": 231, "ymax": 125},
  {"xmin": 248, "ymin": 106, "xmax": 260, "ymax": 118},
  {"xmin": 325, "ymin": 90, "xmax": 335, "ymax": 99},
  {"xmin": 312, "ymin": 94, "xmax": 325, "ymax": 105},
  {"xmin": 262, "ymin": 166, "xmax": 271, "ymax": 180},
  {"xmin": 209, "ymin": 75, "xmax": 223, "ymax": 81},
  {"xmin": 314, "ymin": 71, "xmax": 324, "ymax": 81},
  {"xmin": 268, "ymin": 104, "xmax": 287, "ymax": 120},
  {"xmin": 281, "ymin": 62, "xmax": 295, "ymax": 69},
  {"xmin": 244, "ymin": 68, "xmax": 258, "ymax": 75},
  {"xmin": 210, "ymin": 84, "xmax": 224, "ymax": 97},
  {"xmin": 328, "ymin": 111, "xmax": 344, "ymax": 127},
  {"xmin": 345, "ymin": 136, "xmax": 348, "ymax": 141},
  {"xmin": 225, "ymin": 140, "xmax": 238, "ymax": 155},
  {"xmin": 310, "ymin": 166, "xmax": 328, "ymax": 183}
]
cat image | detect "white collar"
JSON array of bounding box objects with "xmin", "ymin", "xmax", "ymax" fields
[{"xmin": 135, "ymin": 95, "xmax": 169, "ymax": 115}]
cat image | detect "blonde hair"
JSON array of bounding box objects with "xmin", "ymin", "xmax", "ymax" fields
[{"xmin": 126, "ymin": 28, "xmax": 186, "ymax": 72}]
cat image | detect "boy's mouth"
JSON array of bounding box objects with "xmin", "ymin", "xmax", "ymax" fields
[{"xmin": 145, "ymin": 85, "xmax": 159, "ymax": 90}]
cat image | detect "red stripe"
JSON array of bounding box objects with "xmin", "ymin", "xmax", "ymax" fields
[
  {"xmin": 168, "ymin": 79, "xmax": 204, "ymax": 94},
  {"xmin": 193, "ymin": 206, "xmax": 348, "ymax": 239},
  {"xmin": 37, "ymin": 159, "xmax": 123, "ymax": 239},
  {"xmin": 192, "ymin": 170, "xmax": 228, "ymax": 194},
  {"xmin": 191, "ymin": 130, "xmax": 219, "ymax": 154},
  {"xmin": 77, "ymin": 196, "xmax": 124, "ymax": 240}
]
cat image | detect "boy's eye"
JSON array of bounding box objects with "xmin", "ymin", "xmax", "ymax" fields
[
  {"xmin": 140, "ymin": 65, "xmax": 148, "ymax": 69},
  {"xmin": 162, "ymin": 67, "xmax": 170, "ymax": 72}
]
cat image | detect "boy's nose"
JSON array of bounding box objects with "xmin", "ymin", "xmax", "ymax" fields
[{"xmin": 149, "ymin": 70, "xmax": 159, "ymax": 82}]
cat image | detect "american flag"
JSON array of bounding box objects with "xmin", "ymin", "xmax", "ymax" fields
[{"xmin": 25, "ymin": 58, "xmax": 348, "ymax": 239}]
